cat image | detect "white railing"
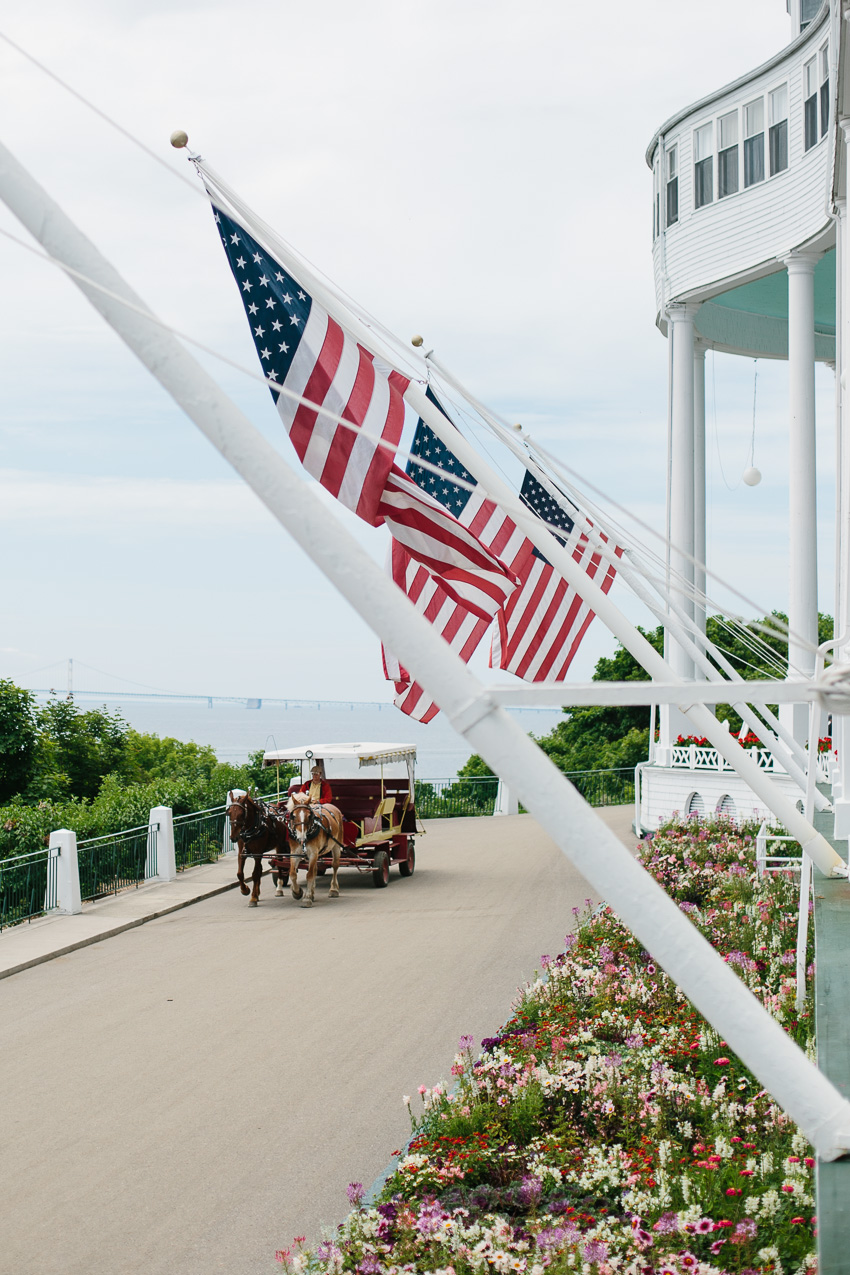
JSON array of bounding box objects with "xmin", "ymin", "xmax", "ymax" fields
[
  {"xmin": 670, "ymin": 743, "xmax": 830, "ymax": 782},
  {"xmin": 755, "ymin": 822, "xmax": 802, "ymax": 878}
]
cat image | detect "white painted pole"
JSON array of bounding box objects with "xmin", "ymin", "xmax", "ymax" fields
[
  {"xmin": 666, "ymin": 303, "xmax": 697, "ymax": 680},
  {"xmin": 4, "ymin": 141, "xmax": 850, "ymax": 1156},
  {"xmin": 693, "ymin": 339, "xmax": 707, "ymax": 644},
  {"xmin": 50, "ymin": 829, "xmax": 81, "ymax": 916},
  {"xmin": 149, "ymin": 805, "xmax": 176, "ymax": 882},
  {"xmin": 784, "ymin": 253, "xmax": 819, "ymax": 745}
]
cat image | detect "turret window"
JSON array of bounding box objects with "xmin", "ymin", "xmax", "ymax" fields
[
  {"xmin": 768, "ymin": 85, "xmax": 789, "ymax": 175},
  {"xmin": 743, "ymin": 99, "xmax": 765, "ymax": 187},
  {"xmin": 666, "ymin": 147, "xmax": 678, "ymax": 226},
  {"xmin": 693, "ymin": 124, "xmax": 713, "ymax": 208},
  {"xmin": 804, "ymin": 57, "xmax": 818, "ymax": 150},
  {"xmin": 718, "ymin": 111, "xmax": 739, "ymax": 198},
  {"xmin": 820, "ymin": 45, "xmax": 830, "ymax": 138}
]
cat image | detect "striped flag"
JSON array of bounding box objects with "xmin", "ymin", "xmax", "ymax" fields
[
  {"xmin": 384, "ymin": 409, "xmax": 621, "ymax": 719},
  {"xmin": 490, "ymin": 471, "xmax": 621, "ymax": 681},
  {"xmin": 211, "ymin": 204, "xmax": 516, "ymax": 621}
]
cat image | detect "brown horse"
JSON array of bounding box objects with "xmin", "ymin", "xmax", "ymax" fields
[
  {"xmin": 285, "ymin": 793, "xmax": 343, "ymax": 907},
  {"xmin": 227, "ymin": 792, "xmax": 288, "ymax": 906}
]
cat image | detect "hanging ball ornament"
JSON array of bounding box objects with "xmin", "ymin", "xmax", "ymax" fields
[
  {"xmin": 170, "ymin": 129, "xmax": 189, "ymax": 149},
  {"xmin": 411, "ymin": 335, "xmax": 424, "ymax": 347},
  {"xmin": 743, "ymin": 466, "xmax": 762, "ymax": 487}
]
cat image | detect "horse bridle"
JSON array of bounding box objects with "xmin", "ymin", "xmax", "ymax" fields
[
  {"xmin": 230, "ymin": 797, "xmax": 268, "ymax": 844},
  {"xmin": 286, "ymin": 802, "xmax": 344, "ymax": 851}
]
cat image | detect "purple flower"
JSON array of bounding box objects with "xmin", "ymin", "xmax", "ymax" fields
[
  {"xmin": 518, "ymin": 1175, "xmax": 542, "ymax": 1206},
  {"xmin": 604, "ymin": 1052, "xmax": 623, "ymax": 1069},
  {"xmin": 599, "ymin": 944, "xmax": 614, "ymax": 963},
  {"xmin": 540, "ymin": 954, "xmax": 552, "ymax": 968},
  {"xmin": 652, "ymin": 1211, "xmax": 680, "ymax": 1233},
  {"xmin": 357, "ymin": 1257, "xmax": 383, "ymax": 1274},
  {"xmin": 416, "ymin": 1198, "xmax": 447, "ymax": 1235},
  {"xmin": 458, "ymin": 1034, "xmax": 475, "ymax": 1051},
  {"xmin": 563, "ymin": 934, "xmax": 578, "ymax": 950},
  {"xmin": 583, "ymin": 1239, "xmax": 608, "ymax": 1263},
  {"xmin": 346, "ymin": 1182, "xmax": 364, "ymax": 1205}
]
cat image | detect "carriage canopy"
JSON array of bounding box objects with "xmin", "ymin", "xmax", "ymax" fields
[{"xmin": 261, "ymin": 742, "xmax": 417, "ymax": 787}]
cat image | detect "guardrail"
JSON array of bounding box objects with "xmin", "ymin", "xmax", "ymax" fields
[
  {"xmin": 77, "ymin": 823, "xmax": 158, "ymax": 902},
  {"xmin": 0, "ymin": 845, "xmax": 58, "ymax": 931},
  {"xmin": 415, "ymin": 768, "xmax": 635, "ymax": 819},
  {"xmin": 173, "ymin": 805, "xmax": 230, "ymax": 870}
]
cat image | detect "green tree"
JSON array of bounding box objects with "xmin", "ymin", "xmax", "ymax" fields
[
  {"xmin": 27, "ymin": 697, "xmax": 129, "ymax": 801},
  {"xmin": 0, "ymin": 681, "xmax": 38, "ymax": 802}
]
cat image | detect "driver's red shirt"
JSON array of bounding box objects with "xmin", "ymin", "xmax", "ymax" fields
[{"xmin": 297, "ymin": 780, "xmax": 333, "ymax": 804}]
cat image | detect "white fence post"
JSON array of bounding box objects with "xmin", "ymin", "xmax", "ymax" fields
[
  {"xmin": 50, "ymin": 829, "xmax": 81, "ymax": 915},
  {"xmin": 224, "ymin": 790, "xmax": 246, "ymax": 856},
  {"xmin": 149, "ymin": 806, "xmax": 176, "ymax": 882},
  {"xmin": 494, "ymin": 779, "xmax": 518, "ymax": 816},
  {"xmin": 756, "ymin": 821, "xmax": 767, "ymax": 878}
]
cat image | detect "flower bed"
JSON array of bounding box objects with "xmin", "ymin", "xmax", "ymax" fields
[{"xmin": 278, "ymin": 819, "xmax": 816, "ymax": 1274}]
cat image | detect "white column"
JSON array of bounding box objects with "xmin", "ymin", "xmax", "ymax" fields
[
  {"xmin": 148, "ymin": 806, "xmax": 176, "ymax": 882},
  {"xmin": 832, "ymin": 147, "xmax": 850, "ymax": 834},
  {"xmin": 50, "ymin": 829, "xmax": 81, "ymax": 916},
  {"xmin": 693, "ymin": 338, "xmax": 708, "ymax": 644},
  {"xmin": 494, "ymin": 779, "xmax": 518, "ymax": 816},
  {"xmin": 783, "ymin": 253, "xmax": 820, "ymax": 745}
]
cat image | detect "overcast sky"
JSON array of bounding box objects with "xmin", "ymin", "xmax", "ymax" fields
[{"xmin": 0, "ymin": 0, "xmax": 835, "ymax": 704}]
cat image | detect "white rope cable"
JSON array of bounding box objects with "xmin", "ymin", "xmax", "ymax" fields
[{"xmin": 426, "ymin": 358, "xmax": 818, "ymax": 669}]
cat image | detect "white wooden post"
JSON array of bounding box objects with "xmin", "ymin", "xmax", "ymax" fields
[
  {"xmin": 224, "ymin": 789, "xmax": 246, "ymax": 855},
  {"xmin": 494, "ymin": 779, "xmax": 518, "ymax": 816},
  {"xmin": 149, "ymin": 806, "xmax": 176, "ymax": 881},
  {"xmin": 50, "ymin": 829, "xmax": 81, "ymax": 915},
  {"xmin": 6, "ymin": 142, "xmax": 850, "ymax": 1158}
]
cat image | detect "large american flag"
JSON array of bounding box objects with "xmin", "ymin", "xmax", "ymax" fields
[
  {"xmin": 384, "ymin": 407, "xmax": 621, "ymax": 719},
  {"xmin": 212, "ymin": 205, "xmax": 516, "ymax": 621}
]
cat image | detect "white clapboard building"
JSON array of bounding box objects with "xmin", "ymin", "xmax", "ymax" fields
[{"xmin": 636, "ymin": 0, "xmax": 850, "ymax": 832}]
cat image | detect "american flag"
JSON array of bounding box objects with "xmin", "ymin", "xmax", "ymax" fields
[
  {"xmin": 385, "ymin": 408, "xmax": 620, "ymax": 719},
  {"xmin": 212, "ymin": 205, "xmax": 516, "ymax": 621},
  {"xmin": 490, "ymin": 471, "xmax": 621, "ymax": 681}
]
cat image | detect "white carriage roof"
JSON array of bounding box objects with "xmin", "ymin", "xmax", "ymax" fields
[{"xmin": 262, "ymin": 742, "xmax": 417, "ymax": 767}]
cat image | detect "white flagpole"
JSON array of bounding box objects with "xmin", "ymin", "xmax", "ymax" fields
[{"xmin": 3, "ymin": 138, "xmax": 850, "ymax": 1157}]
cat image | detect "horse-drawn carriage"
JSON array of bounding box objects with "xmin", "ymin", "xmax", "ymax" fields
[
  {"xmin": 227, "ymin": 742, "xmax": 420, "ymax": 907},
  {"xmin": 263, "ymin": 742, "xmax": 419, "ymax": 887}
]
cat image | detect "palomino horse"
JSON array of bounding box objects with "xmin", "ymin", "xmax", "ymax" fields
[
  {"xmin": 227, "ymin": 792, "xmax": 288, "ymax": 906},
  {"xmin": 285, "ymin": 793, "xmax": 343, "ymax": 907}
]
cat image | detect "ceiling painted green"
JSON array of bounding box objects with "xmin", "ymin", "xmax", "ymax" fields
[{"xmin": 694, "ymin": 248, "xmax": 836, "ymax": 359}]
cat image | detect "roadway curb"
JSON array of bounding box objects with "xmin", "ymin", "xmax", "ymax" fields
[{"xmin": 0, "ymin": 876, "xmax": 247, "ymax": 982}]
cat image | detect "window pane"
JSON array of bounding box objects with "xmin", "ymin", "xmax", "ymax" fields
[
  {"xmin": 719, "ymin": 111, "xmax": 738, "ymax": 150},
  {"xmin": 802, "ymin": 0, "xmax": 820, "ymax": 21},
  {"xmin": 666, "ymin": 177, "xmax": 678, "ymax": 226},
  {"xmin": 804, "ymin": 58, "xmax": 816, "ymax": 99},
  {"xmin": 821, "ymin": 46, "xmax": 829, "ymax": 82},
  {"xmin": 667, "ymin": 147, "xmax": 677, "ymax": 180},
  {"xmin": 694, "ymin": 157, "xmax": 713, "ymax": 208},
  {"xmin": 694, "ymin": 124, "xmax": 712, "ymax": 163},
  {"xmin": 821, "ymin": 79, "xmax": 829, "ymax": 137},
  {"xmin": 718, "ymin": 147, "xmax": 739, "ymax": 198},
  {"xmin": 744, "ymin": 99, "xmax": 764, "ymax": 138},
  {"xmin": 805, "ymin": 94, "xmax": 818, "ymax": 150},
  {"xmin": 770, "ymin": 119, "xmax": 788, "ymax": 175},
  {"xmin": 769, "ymin": 84, "xmax": 788, "ymax": 126},
  {"xmin": 744, "ymin": 134, "xmax": 765, "ymax": 186}
]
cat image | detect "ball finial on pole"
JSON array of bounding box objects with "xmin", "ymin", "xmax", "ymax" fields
[
  {"xmin": 411, "ymin": 334, "xmax": 424, "ymax": 347},
  {"xmin": 170, "ymin": 130, "xmax": 189, "ymax": 149},
  {"xmin": 743, "ymin": 466, "xmax": 762, "ymax": 487}
]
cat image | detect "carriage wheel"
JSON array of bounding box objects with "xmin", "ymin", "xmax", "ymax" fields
[
  {"xmin": 372, "ymin": 850, "xmax": 390, "ymax": 888},
  {"xmin": 398, "ymin": 844, "xmax": 415, "ymax": 878}
]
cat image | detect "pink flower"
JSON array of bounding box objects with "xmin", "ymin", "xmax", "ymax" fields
[{"xmin": 714, "ymin": 1057, "xmax": 731, "ymax": 1066}]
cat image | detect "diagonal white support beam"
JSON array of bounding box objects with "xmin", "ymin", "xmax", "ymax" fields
[{"xmin": 3, "ymin": 138, "xmax": 850, "ymax": 1159}]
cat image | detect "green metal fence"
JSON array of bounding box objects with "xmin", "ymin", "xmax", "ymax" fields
[
  {"xmin": 77, "ymin": 824, "xmax": 154, "ymax": 903},
  {"xmin": 173, "ymin": 805, "xmax": 229, "ymax": 870},
  {"xmin": 415, "ymin": 768, "xmax": 635, "ymax": 819},
  {"xmin": 0, "ymin": 846, "xmax": 57, "ymax": 931}
]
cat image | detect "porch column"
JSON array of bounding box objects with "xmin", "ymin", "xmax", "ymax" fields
[
  {"xmin": 658, "ymin": 303, "xmax": 698, "ymax": 761},
  {"xmin": 694, "ymin": 338, "xmax": 708, "ymax": 644},
  {"xmin": 832, "ymin": 148, "xmax": 850, "ymax": 835},
  {"xmin": 783, "ymin": 252, "xmax": 820, "ymax": 745}
]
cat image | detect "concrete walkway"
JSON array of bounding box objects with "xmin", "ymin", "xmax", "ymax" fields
[{"xmin": 0, "ymin": 807, "xmax": 636, "ymax": 1275}]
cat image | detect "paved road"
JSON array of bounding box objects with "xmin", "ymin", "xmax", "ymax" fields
[{"xmin": 1, "ymin": 809, "xmax": 635, "ymax": 1275}]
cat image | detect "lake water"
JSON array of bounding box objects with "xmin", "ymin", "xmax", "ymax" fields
[{"xmin": 64, "ymin": 698, "xmax": 566, "ymax": 780}]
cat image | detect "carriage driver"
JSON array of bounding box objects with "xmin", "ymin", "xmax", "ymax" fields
[{"xmin": 297, "ymin": 762, "xmax": 332, "ymax": 805}]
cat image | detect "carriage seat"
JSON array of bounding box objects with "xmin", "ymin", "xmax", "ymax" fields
[{"xmin": 362, "ymin": 796, "xmax": 396, "ymax": 835}]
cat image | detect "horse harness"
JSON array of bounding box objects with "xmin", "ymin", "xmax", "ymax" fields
[
  {"xmin": 286, "ymin": 802, "xmax": 345, "ymax": 852},
  {"xmin": 231, "ymin": 797, "xmax": 275, "ymax": 845}
]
